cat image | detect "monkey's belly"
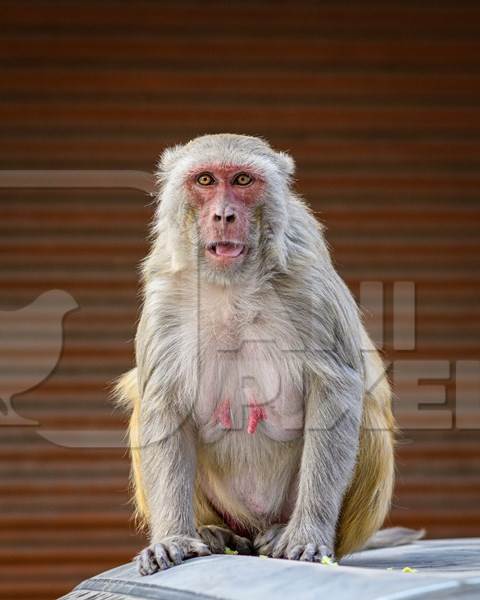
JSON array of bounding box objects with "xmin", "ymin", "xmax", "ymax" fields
[
  {"xmin": 210, "ymin": 474, "xmax": 295, "ymax": 529},
  {"xmin": 197, "ymin": 440, "xmax": 300, "ymax": 530}
]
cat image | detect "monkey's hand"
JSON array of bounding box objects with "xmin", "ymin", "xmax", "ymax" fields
[
  {"xmin": 198, "ymin": 525, "xmax": 252, "ymax": 555},
  {"xmin": 261, "ymin": 524, "xmax": 334, "ymax": 563},
  {"xmin": 136, "ymin": 535, "xmax": 211, "ymax": 575}
]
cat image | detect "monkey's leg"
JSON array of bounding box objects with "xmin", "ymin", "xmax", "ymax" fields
[
  {"xmin": 198, "ymin": 525, "xmax": 252, "ymax": 555},
  {"xmin": 270, "ymin": 371, "xmax": 363, "ymax": 562},
  {"xmin": 135, "ymin": 416, "xmax": 211, "ymax": 575}
]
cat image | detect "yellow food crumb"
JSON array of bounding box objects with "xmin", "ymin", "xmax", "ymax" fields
[
  {"xmin": 224, "ymin": 547, "xmax": 238, "ymax": 555},
  {"xmin": 320, "ymin": 555, "xmax": 338, "ymax": 566},
  {"xmin": 259, "ymin": 555, "xmax": 269, "ymax": 559},
  {"xmin": 402, "ymin": 566, "xmax": 417, "ymax": 573}
]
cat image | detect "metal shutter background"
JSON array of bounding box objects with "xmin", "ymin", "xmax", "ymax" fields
[{"xmin": 1, "ymin": 2, "xmax": 479, "ymax": 598}]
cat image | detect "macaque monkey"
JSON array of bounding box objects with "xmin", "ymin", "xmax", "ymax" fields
[{"xmin": 116, "ymin": 134, "xmax": 400, "ymax": 576}]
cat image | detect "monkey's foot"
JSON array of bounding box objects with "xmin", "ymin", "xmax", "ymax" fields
[
  {"xmin": 198, "ymin": 525, "xmax": 252, "ymax": 555},
  {"xmin": 136, "ymin": 535, "xmax": 211, "ymax": 575},
  {"xmin": 253, "ymin": 524, "xmax": 286, "ymax": 556}
]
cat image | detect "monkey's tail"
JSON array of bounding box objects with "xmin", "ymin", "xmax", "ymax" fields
[{"xmin": 361, "ymin": 527, "xmax": 426, "ymax": 551}]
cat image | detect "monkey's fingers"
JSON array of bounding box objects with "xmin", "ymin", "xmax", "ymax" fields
[
  {"xmin": 136, "ymin": 537, "xmax": 211, "ymax": 576},
  {"xmin": 182, "ymin": 537, "xmax": 212, "ymax": 559},
  {"xmin": 153, "ymin": 544, "xmax": 175, "ymax": 570},
  {"xmin": 136, "ymin": 547, "xmax": 161, "ymax": 576},
  {"xmin": 136, "ymin": 544, "xmax": 174, "ymax": 575},
  {"xmin": 166, "ymin": 541, "xmax": 184, "ymax": 565}
]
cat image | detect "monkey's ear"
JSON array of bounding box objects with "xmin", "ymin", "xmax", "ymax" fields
[
  {"xmin": 275, "ymin": 151, "xmax": 296, "ymax": 177},
  {"xmin": 157, "ymin": 144, "xmax": 185, "ymax": 177}
]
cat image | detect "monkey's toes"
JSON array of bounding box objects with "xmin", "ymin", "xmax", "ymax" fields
[
  {"xmin": 232, "ymin": 533, "xmax": 253, "ymax": 555},
  {"xmin": 272, "ymin": 540, "xmax": 334, "ymax": 563},
  {"xmin": 136, "ymin": 536, "xmax": 211, "ymax": 575},
  {"xmin": 253, "ymin": 524, "xmax": 286, "ymax": 556},
  {"xmin": 198, "ymin": 525, "xmax": 253, "ymax": 555}
]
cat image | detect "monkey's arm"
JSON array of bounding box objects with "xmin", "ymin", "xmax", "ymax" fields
[
  {"xmin": 272, "ymin": 363, "xmax": 363, "ymax": 561},
  {"xmin": 141, "ymin": 411, "xmax": 197, "ymax": 537},
  {"xmin": 135, "ymin": 405, "xmax": 211, "ymax": 575},
  {"xmin": 134, "ymin": 298, "xmax": 211, "ymax": 575}
]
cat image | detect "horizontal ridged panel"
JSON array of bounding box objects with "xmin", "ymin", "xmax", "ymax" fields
[{"xmin": 1, "ymin": 2, "xmax": 479, "ymax": 598}]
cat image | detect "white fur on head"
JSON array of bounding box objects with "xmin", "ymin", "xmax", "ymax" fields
[
  {"xmin": 154, "ymin": 134, "xmax": 296, "ymax": 274},
  {"xmin": 272, "ymin": 150, "xmax": 295, "ymax": 178},
  {"xmin": 157, "ymin": 144, "xmax": 185, "ymax": 180}
]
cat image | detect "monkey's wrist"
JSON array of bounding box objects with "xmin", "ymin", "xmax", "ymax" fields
[{"xmin": 151, "ymin": 526, "xmax": 198, "ymax": 543}]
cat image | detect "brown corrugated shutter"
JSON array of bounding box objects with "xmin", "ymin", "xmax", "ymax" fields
[{"xmin": 1, "ymin": 2, "xmax": 479, "ymax": 598}]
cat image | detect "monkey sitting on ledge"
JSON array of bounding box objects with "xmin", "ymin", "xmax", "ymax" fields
[{"xmin": 116, "ymin": 134, "xmax": 419, "ymax": 576}]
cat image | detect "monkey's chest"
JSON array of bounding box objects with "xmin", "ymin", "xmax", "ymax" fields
[{"xmin": 195, "ymin": 338, "xmax": 305, "ymax": 443}]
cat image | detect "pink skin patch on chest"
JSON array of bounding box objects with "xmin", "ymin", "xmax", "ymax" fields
[
  {"xmin": 213, "ymin": 399, "xmax": 232, "ymax": 429},
  {"xmin": 247, "ymin": 401, "xmax": 267, "ymax": 434},
  {"xmin": 213, "ymin": 398, "xmax": 267, "ymax": 433}
]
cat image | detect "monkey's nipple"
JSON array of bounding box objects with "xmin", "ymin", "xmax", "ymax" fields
[
  {"xmin": 247, "ymin": 403, "xmax": 267, "ymax": 434},
  {"xmin": 213, "ymin": 399, "xmax": 232, "ymax": 430}
]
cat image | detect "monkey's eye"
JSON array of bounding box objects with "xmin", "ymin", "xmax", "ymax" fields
[
  {"xmin": 196, "ymin": 173, "xmax": 215, "ymax": 186},
  {"xmin": 233, "ymin": 173, "xmax": 253, "ymax": 186}
]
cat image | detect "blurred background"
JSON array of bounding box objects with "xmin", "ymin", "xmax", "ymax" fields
[{"xmin": 1, "ymin": 1, "xmax": 479, "ymax": 598}]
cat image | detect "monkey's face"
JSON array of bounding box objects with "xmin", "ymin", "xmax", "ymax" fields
[
  {"xmin": 156, "ymin": 135, "xmax": 294, "ymax": 280},
  {"xmin": 186, "ymin": 164, "xmax": 266, "ymax": 274}
]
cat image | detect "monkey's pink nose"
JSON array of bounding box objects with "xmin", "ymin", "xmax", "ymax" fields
[{"xmin": 213, "ymin": 209, "xmax": 236, "ymax": 224}]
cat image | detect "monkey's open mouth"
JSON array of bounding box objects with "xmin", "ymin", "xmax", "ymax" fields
[{"xmin": 207, "ymin": 242, "xmax": 245, "ymax": 259}]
